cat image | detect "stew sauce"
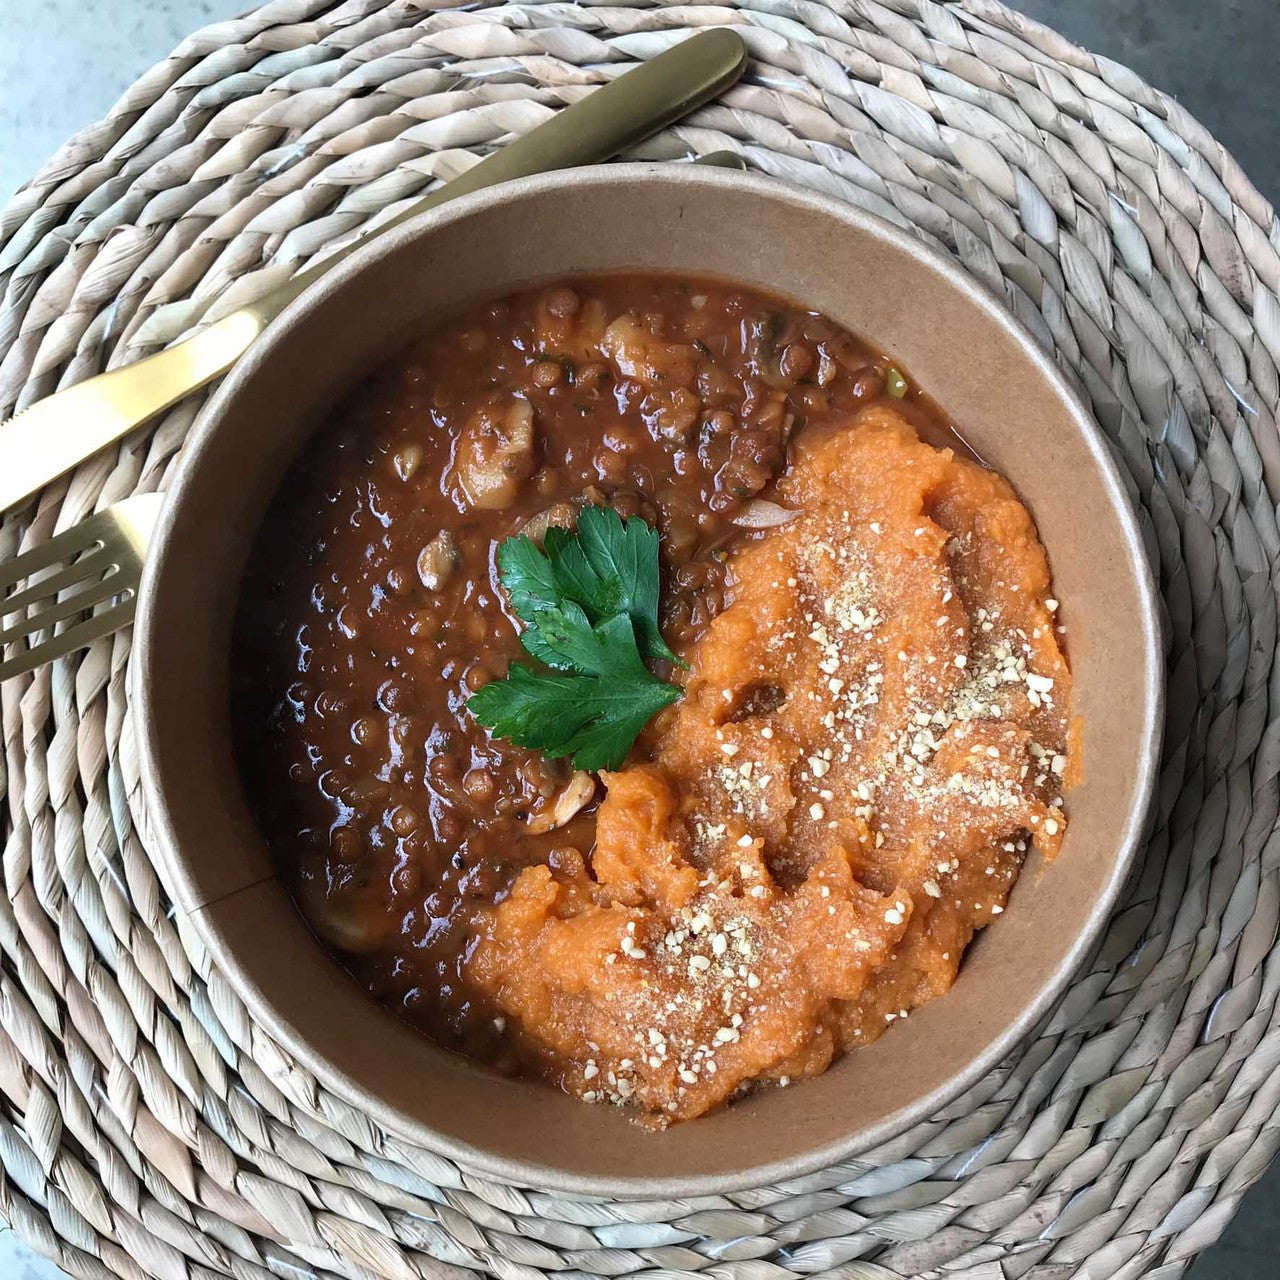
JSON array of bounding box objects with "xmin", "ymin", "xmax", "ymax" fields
[{"xmin": 232, "ymin": 274, "xmax": 1069, "ymax": 1121}]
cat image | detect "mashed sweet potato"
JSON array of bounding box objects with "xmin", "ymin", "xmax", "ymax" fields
[{"xmin": 467, "ymin": 407, "xmax": 1071, "ymax": 1122}]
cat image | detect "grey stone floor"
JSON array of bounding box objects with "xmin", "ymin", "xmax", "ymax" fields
[{"xmin": 0, "ymin": 1, "xmax": 1275, "ymax": 1276}]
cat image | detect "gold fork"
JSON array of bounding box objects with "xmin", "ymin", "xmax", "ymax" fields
[{"xmin": 0, "ymin": 494, "xmax": 160, "ymax": 679}]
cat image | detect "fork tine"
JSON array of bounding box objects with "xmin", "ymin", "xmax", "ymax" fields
[
  {"xmin": 1, "ymin": 543, "xmax": 120, "ymax": 614},
  {"xmin": 0, "ymin": 596, "xmax": 138, "ymax": 681},
  {"xmin": 0, "ymin": 493, "xmax": 160, "ymax": 681},
  {"xmin": 0, "ymin": 574, "xmax": 135, "ymax": 647},
  {"xmin": 0, "ymin": 508, "xmax": 114, "ymax": 594}
]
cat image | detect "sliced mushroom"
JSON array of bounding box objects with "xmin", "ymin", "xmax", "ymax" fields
[
  {"xmin": 599, "ymin": 313, "xmax": 695, "ymax": 388},
  {"xmin": 516, "ymin": 490, "xmax": 659, "ymax": 544},
  {"xmin": 526, "ymin": 771, "xmax": 597, "ymax": 834},
  {"xmin": 417, "ymin": 529, "xmax": 459, "ymax": 590},
  {"xmin": 296, "ymin": 877, "xmax": 392, "ymax": 954},
  {"xmin": 516, "ymin": 501, "xmax": 578, "ymax": 545},
  {"xmin": 731, "ymin": 499, "xmax": 800, "ymax": 529},
  {"xmin": 450, "ymin": 397, "xmax": 536, "ymax": 510}
]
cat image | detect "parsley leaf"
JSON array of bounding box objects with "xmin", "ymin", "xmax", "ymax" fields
[
  {"xmin": 499, "ymin": 505, "xmax": 681, "ymax": 665},
  {"xmin": 468, "ymin": 614, "xmax": 681, "ymax": 771},
  {"xmin": 519, "ymin": 599, "xmax": 616, "ymax": 676},
  {"xmin": 468, "ymin": 505, "xmax": 684, "ymax": 770}
]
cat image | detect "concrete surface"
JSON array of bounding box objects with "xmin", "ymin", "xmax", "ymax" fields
[{"xmin": 0, "ymin": 0, "xmax": 1275, "ymax": 1276}]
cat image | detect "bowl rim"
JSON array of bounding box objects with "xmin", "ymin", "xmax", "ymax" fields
[{"xmin": 134, "ymin": 161, "xmax": 1165, "ymax": 1196}]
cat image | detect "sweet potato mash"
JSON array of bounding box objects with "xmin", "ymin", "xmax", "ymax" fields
[
  {"xmin": 469, "ymin": 409, "xmax": 1069, "ymax": 1120},
  {"xmin": 233, "ymin": 275, "xmax": 1070, "ymax": 1124}
]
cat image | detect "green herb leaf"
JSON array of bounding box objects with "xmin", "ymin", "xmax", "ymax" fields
[
  {"xmin": 470, "ymin": 505, "xmax": 685, "ymax": 769},
  {"xmin": 499, "ymin": 535, "xmax": 561, "ymax": 615},
  {"xmin": 468, "ymin": 614, "xmax": 681, "ymax": 771},
  {"xmin": 518, "ymin": 600, "xmax": 612, "ymax": 676},
  {"xmin": 499, "ymin": 505, "xmax": 681, "ymax": 665}
]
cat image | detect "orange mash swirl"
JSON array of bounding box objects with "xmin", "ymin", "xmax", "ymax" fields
[{"xmin": 468, "ymin": 406, "xmax": 1071, "ymax": 1122}]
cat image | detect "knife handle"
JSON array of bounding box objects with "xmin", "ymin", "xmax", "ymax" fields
[{"xmin": 0, "ymin": 28, "xmax": 747, "ymax": 514}]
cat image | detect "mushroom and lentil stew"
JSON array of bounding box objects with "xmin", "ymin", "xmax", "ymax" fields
[{"xmin": 232, "ymin": 274, "xmax": 1071, "ymax": 1124}]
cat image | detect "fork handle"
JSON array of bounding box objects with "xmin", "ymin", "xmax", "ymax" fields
[
  {"xmin": 0, "ymin": 29, "xmax": 747, "ymax": 515},
  {"xmin": 0, "ymin": 312, "xmax": 262, "ymax": 513}
]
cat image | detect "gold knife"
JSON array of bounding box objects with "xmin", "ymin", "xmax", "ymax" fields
[{"xmin": 0, "ymin": 29, "xmax": 747, "ymax": 513}]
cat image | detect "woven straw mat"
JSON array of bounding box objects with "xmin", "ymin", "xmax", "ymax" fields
[{"xmin": 2, "ymin": 1, "xmax": 1280, "ymax": 1277}]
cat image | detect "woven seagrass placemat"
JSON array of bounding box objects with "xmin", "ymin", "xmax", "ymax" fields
[{"xmin": 3, "ymin": 2, "xmax": 1280, "ymax": 1277}]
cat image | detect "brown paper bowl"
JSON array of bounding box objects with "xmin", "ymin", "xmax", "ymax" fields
[{"xmin": 134, "ymin": 165, "xmax": 1163, "ymax": 1196}]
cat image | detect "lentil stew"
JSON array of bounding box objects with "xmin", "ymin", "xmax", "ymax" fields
[{"xmin": 231, "ymin": 273, "xmax": 1071, "ymax": 1124}]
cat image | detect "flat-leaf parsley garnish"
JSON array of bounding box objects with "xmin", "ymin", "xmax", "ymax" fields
[{"xmin": 467, "ymin": 506, "xmax": 683, "ymax": 771}]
